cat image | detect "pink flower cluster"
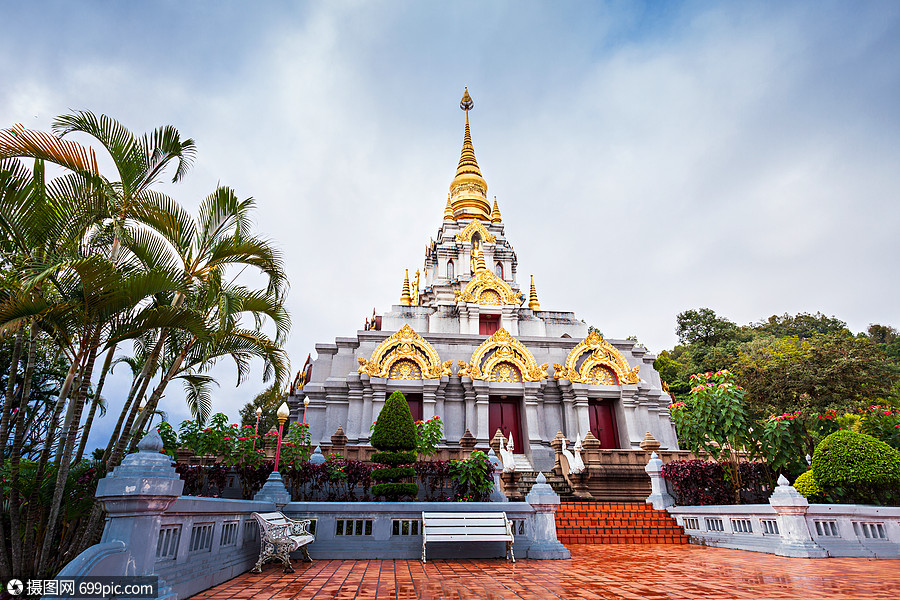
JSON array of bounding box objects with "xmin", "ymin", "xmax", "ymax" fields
[
  {"xmin": 770, "ymin": 410, "xmax": 803, "ymax": 422},
  {"xmin": 668, "ymin": 402, "xmax": 686, "ymax": 409}
]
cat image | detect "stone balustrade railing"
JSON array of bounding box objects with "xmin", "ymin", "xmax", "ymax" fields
[
  {"xmin": 59, "ymin": 431, "xmax": 569, "ymax": 599},
  {"xmin": 644, "ymin": 455, "xmax": 900, "ymax": 559}
]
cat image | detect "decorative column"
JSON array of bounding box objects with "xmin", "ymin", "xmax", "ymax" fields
[
  {"xmin": 57, "ymin": 430, "xmax": 183, "ymax": 599},
  {"xmin": 346, "ymin": 374, "xmax": 364, "ymax": 441},
  {"xmin": 644, "ymin": 452, "xmax": 675, "ymax": 510},
  {"xmin": 360, "ymin": 375, "xmax": 373, "ymax": 443},
  {"xmin": 473, "ymin": 380, "xmax": 491, "ymax": 444},
  {"xmin": 500, "ymin": 306, "xmax": 518, "ymax": 335},
  {"xmin": 525, "ymin": 473, "xmax": 570, "ymax": 559},
  {"xmin": 523, "ymin": 382, "xmax": 542, "ymax": 444},
  {"xmin": 423, "ymin": 379, "xmax": 440, "ymax": 422},
  {"xmin": 768, "ymin": 475, "xmax": 827, "ymax": 557},
  {"xmin": 573, "ymin": 388, "xmax": 590, "ymax": 439}
]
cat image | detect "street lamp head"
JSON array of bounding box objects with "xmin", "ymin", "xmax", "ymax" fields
[
  {"xmin": 277, "ymin": 402, "xmax": 290, "ymax": 425},
  {"xmin": 138, "ymin": 398, "xmax": 147, "ymax": 413},
  {"xmin": 255, "ymin": 406, "xmax": 262, "ymax": 417},
  {"xmin": 304, "ymin": 398, "xmax": 310, "ymax": 407}
]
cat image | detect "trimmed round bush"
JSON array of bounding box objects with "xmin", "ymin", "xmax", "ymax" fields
[
  {"xmin": 793, "ymin": 470, "xmax": 823, "ymax": 502},
  {"xmin": 370, "ymin": 391, "xmax": 418, "ymax": 500},
  {"xmin": 370, "ymin": 391, "xmax": 417, "ymax": 451},
  {"xmin": 812, "ymin": 430, "xmax": 900, "ymax": 505}
]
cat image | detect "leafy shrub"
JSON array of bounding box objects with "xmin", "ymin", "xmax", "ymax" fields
[
  {"xmin": 370, "ymin": 391, "xmax": 418, "ymax": 499},
  {"xmin": 662, "ymin": 459, "xmax": 773, "ymax": 506},
  {"xmin": 416, "ymin": 416, "xmax": 444, "ymax": 456},
  {"xmin": 812, "ymin": 430, "xmax": 900, "ymax": 505},
  {"xmin": 370, "ymin": 391, "xmax": 417, "ymax": 451},
  {"xmin": 793, "ymin": 469, "xmax": 823, "ymax": 502},
  {"xmin": 449, "ymin": 450, "xmax": 494, "ymax": 501}
]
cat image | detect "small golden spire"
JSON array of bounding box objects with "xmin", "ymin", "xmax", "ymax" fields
[
  {"xmin": 412, "ymin": 269, "xmax": 420, "ymax": 306},
  {"xmin": 444, "ymin": 194, "xmax": 454, "ymax": 220},
  {"xmin": 490, "ymin": 196, "xmax": 502, "ymax": 223},
  {"xmin": 475, "ymin": 245, "xmax": 487, "ymax": 272},
  {"xmin": 528, "ymin": 275, "xmax": 541, "ymax": 311},
  {"xmin": 400, "ymin": 269, "xmax": 411, "ymax": 306}
]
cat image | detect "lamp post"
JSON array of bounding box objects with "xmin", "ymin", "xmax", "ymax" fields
[
  {"xmin": 253, "ymin": 406, "xmax": 262, "ymax": 450},
  {"xmin": 302, "ymin": 398, "xmax": 310, "ymax": 425},
  {"xmin": 273, "ymin": 402, "xmax": 290, "ymax": 473}
]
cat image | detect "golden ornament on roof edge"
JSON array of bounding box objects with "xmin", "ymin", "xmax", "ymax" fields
[
  {"xmin": 460, "ymin": 328, "xmax": 548, "ymax": 382},
  {"xmin": 554, "ymin": 330, "xmax": 641, "ymax": 385},
  {"xmin": 357, "ymin": 324, "xmax": 452, "ymax": 379}
]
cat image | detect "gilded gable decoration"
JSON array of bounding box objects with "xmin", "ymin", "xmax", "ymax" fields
[
  {"xmin": 455, "ymin": 219, "xmax": 496, "ymax": 244},
  {"xmin": 460, "ymin": 328, "xmax": 548, "ymax": 382},
  {"xmin": 357, "ymin": 324, "xmax": 452, "ymax": 379},
  {"xmin": 455, "ymin": 269, "xmax": 521, "ymax": 305},
  {"xmin": 553, "ymin": 331, "xmax": 641, "ymax": 384}
]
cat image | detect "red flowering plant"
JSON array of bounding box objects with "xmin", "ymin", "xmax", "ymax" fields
[
  {"xmin": 415, "ymin": 415, "xmax": 444, "ymax": 457},
  {"xmin": 222, "ymin": 424, "xmax": 267, "ymax": 467},
  {"xmin": 858, "ymin": 404, "xmax": 900, "ymax": 450},
  {"xmin": 279, "ymin": 421, "xmax": 312, "ymax": 465},
  {"xmin": 759, "ymin": 409, "xmax": 813, "ymax": 476},
  {"xmin": 669, "ymin": 370, "xmax": 761, "ymax": 501}
]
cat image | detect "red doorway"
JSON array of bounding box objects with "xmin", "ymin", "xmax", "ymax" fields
[
  {"xmin": 399, "ymin": 392, "xmax": 423, "ymax": 422},
  {"xmin": 588, "ymin": 401, "xmax": 620, "ymax": 449},
  {"xmin": 489, "ymin": 397, "xmax": 523, "ymax": 451},
  {"xmin": 479, "ymin": 314, "xmax": 500, "ymax": 335}
]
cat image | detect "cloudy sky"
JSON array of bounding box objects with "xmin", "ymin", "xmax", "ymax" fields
[{"xmin": 2, "ymin": 1, "xmax": 899, "ymax": 448}]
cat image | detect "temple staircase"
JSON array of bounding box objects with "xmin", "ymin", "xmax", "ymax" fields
[{"xmin": 554, "ymin": 501, "xmax": 690, "ymax": 545}]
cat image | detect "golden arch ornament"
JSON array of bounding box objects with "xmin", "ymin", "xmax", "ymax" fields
[
  {"xmin": 455, "ymin": 220, "xmax": 496, "ymax": 244},
  {"xmin": 357, "ymin": 324, "xmax": 452, "ymax": 379},
  {"xmin": 455, "ymin": 269, "xmax": 521, "ymax": 305},
  {"xmin": 460, "ymin": 328, "xmax": 548, "ymax": 382},
  {"xmin": 553, "ymin": 331, "xmax": 641, "ymax": 385}
]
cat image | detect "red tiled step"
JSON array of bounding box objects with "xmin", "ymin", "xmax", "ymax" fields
[{"xmin": 555, "ymin": 501, "xmax": 690, "ymax": 545}]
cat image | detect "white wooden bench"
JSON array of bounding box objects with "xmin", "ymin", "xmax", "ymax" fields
[
  {"xmin": 421, "ymin": 512, "xmax": 515, "ymax": 563},
  {"xmin": 250, "ymin": 511, "xmax": 314, "ymax": 573}
]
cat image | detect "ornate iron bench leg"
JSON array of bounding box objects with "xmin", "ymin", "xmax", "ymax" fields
[
  {"xmin": 275, "ymin": 542, "xmax": 295, "ymax": 573},
  {"xmin": 300, "ymin": 545, "xmax": 313, "ymax": 563},
  {"xmin": 508, "ymin": 541, "xmax": 515, "ymax": 563},
  {"xmin": 251, "ymin": 541, "xmax": 274, "ymax": 574}
]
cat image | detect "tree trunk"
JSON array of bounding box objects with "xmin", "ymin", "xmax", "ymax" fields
[
  {"xmin": 75, "ymin": 344, "xmax": 116, "ymax": 463},
  {"xmin": 23, "ymin": 351, "xmax": 79, "ymax": 574},
  {"xmin": 9, "ymin": 322, "xmax": 38, "ymax": 575},
  {"xmin": 0, "ymin": 324, "xmax": 24, "ymax": 579},
  {"xmin": 38, "ymin": 332, "xmax": 101, "ymax": 575}
]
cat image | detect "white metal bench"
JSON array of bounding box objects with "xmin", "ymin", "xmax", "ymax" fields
[
  {"xmin": 421, "ymin": 512, "xmax": 515, "ymax": 563},
  {"xmin": 250, "ymin": 511, "xmax": 314, "ymax": 573}
]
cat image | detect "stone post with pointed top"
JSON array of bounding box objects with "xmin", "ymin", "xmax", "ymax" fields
[
  {"xmin": 525, "ymin": 473, "xmax": 570, "ymax": 559},
  {"xmin": 487, "ymin": 448, "xmax": 507, "ymax": 502},
  {"xmin": 644, "ymin": 452, "xmax": 675, "ymax": 510},
  {"xmin": 769, "ymin": 474, "xmax": 827, "ymax": 557}
]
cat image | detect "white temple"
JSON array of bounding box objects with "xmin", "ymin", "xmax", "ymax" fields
[{"xmin": 289, "ymin": 89, "xmax": 678, "ymax": 471}]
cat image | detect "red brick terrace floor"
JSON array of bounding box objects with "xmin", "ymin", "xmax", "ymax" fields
[{"xmin": 189, "ymin": 545, "xmax": 899, "ymax": 600}]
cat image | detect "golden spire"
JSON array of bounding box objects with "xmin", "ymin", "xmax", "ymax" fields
[
  {"xmin": 444, "ymin": 194, "xmax": 454, "ymax": 220},
  {"xmin": 490, "ymin": 196, "xmax": 502, "ymax": 223},
  {"xmin": 528, "ymin": 275, "xmax": 541, "ymax": 311},
  {"xmin": 475, "ymin": 245, "xmax": 487, "ymax": 272},
  {"xmin": 448, "ymin": 87, "xmax": 490, "ymax": 221},
  {"xmin": 400, "ymin": 269, "xmax": 411, "ymax": 306}
]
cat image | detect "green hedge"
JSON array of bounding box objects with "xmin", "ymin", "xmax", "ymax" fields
[
  {"xmin": 792, "ymin": 469, "xmax": 823, "ymax": 502},
  {"xmin": 370, "ymin": 390, "xmax": 418, "ymax": 499},
  {"xmin": 811, "ymin": 430, "xmax": 900, "ymax": 505},
  {"xmin": 370, "ymin": 391, "xmax": 417, "ymax": 451}
]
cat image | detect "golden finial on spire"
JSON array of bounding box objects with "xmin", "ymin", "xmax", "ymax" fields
[
  {"xmin": 400, "ymin": 269, "xmax": 411, "ymax": 306},
  {"xmin": 444, "ymin": 193, "xmax": 454, "ymax": 220},
  {"xmin": 528, "ymin": 275, "xmax": 541, "ymax": 311},
  {"xmin": 412, "ymin": 269, "xmax": 420, "ymax": 306},
  {"xmin": 448, "ymin": 87, "xmax": 490, "ymax": 221},
  {"xmin": 491, "ymin": 196, "xmax": 502, "ymax": 223}
]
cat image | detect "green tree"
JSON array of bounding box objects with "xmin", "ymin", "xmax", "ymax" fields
[
  {"xmin": 676, "ymin": 308, "xmax": 739, "ymax": 346},
  {"xmin": 370, "ymin": 390, "xmax": 418, "ymax": 499},
  {"xmin": 752, "ymin": 312, "xmax": 848, "ymax": 340}
]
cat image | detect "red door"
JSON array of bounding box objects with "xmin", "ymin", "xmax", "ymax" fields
[
  {"xmin": 588, "ymin": 401, "xmax": 620, "ymax": 449},
  {"xmin": 403, "ymin": 392, "xmax": 423, "ymax": 422},
  {"xmin": 479, "ymin": 314, "xmax": 500, "ymax": 335},
  {"xmin": 489, "ymin": 398, "xmax": 523, "ymax": 451}
]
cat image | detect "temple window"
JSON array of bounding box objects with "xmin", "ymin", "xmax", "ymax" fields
[
  {"xmin": 495, "ymin": 262, "xmax": 504, "ymax": 278},
  {"xmin": 447, "ymin": 261, "xmax": 455, "ymax": 279}
]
